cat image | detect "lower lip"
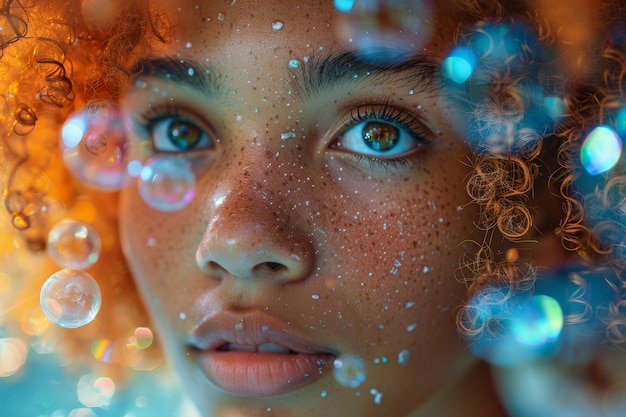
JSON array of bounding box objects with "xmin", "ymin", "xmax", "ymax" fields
[{"xmin": 191, "ymin": 350, "xmax": 335, "ymax": 397}]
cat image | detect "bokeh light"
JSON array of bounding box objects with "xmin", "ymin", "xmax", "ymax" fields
[
  {"xmin": 580, "ymin": 125, "xmax": 622, "ymax": 175},
  {"xmin": 0, "ymin": 338, "xmax": 27, "ymax": 377},
  {"xmin": 333, "ymin": 354, "xmax": 366, "ymax": 388},
  {"xmin": 442, "ymin": 47, "xmax": 477, "ymax": 83},
  {"xmin": 464, "ymin": 287, "xmax": 564, "ymax": 367},
  {"xmin": 91, "ymin": 339, "xmax": 118, "ymax": 363},
  {"xmin": 138, "ymin": 156, "xmax": 196, "ymax": 212},
  {"xmin": 510, "ymin": 295, "xmax": 563, "ymax": 348},
  {"xmin": 60, "ymin": 102, "xmax": 137, "ymax": 190},
  {"xmin": 334, "ymin": 0, "xmax": 434, "ymax": 62},
  {"xmin": 40, "ymin": 269, "xmax": 102, "ymax": 328},
  {"xmin": 47, "ymin": 219, "xmax": 102, "ymax": 269},
  {"xmin": 77, "ymin": 374, "xmax": 116, "ymax": 408},
  {"xmin": 127, "ymin": 327, "xmax": 154, "ymax": 350}
]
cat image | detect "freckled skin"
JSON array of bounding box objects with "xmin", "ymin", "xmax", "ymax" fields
[{"xmin": 120, "ymin": 1, "xmax": 500, "ymax": 416}]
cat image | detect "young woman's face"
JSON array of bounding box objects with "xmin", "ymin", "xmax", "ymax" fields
[{"xmin": 119, "ymin": 1, "xmax": 484, "ymax": 415}]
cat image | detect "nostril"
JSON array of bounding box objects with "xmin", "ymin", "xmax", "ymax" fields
[{"xmin": 254, "ymin": 261, "xmax": 288, "ymax": 274}]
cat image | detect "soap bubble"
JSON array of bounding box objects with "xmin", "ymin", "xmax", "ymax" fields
[
  {"xmin": 60, "ymin": 102, "xmax": 137, "ymax": 190},
  {"xmin": 40, "ymin": 269, "xmax": 102, "ymax": 328},
  {"xmin": 333, "ymin": 354, "xmax": 366, "ymax": 388},
  {"xmin": 138, "ymin": 156, "xmax": 196, "ymax": 212},
  {"xmin": 580, "ymin": 125, "xmax": 622, "ymax": 175},
  {"xmin": 334, "ymin": 0, "xmax": 434, "ymax": 63},
  {"xmin": 47, "ymin": 219, "xmax": 102, "ymax": 269}
]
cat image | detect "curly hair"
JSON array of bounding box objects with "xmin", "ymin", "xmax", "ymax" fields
[
  {"xmin": 451, "ymin": 0, "xmax": 626, "ymax": 349},
  {"xmin": 0, "ymin": 0, "xmax": 171, "ymax": 379}
]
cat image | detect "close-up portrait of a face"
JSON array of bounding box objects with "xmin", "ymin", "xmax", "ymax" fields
[{"xmin": 2, "ymin": 1, "xmax": 626, "ymax": 416}]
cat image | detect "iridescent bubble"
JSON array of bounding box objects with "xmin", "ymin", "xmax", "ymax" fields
[
  {"xmin": 40, "ymin": 269, "xmax": 102, "ymax": 328},
  {"xmin": 510, "ymin": 295, "xmax": 563, "ymax": 348},
  {"xmin": 60, "ymin": 103, "xmax": 136, "ymax": 190},
  {"xmin": 47, "ymin": 219, "xmax": 102, "ymax": 269},
  {"xmin": 334, "ymin": 0, "xmax": 434, "ymax": 63},
  {"xmin": 580, "ymin": 125, "xmax": 622, "ymax": 175},
  {"xmin": 333, "ymin": 354, "xmax": 366, "ymax": 388},
  {"xmin": 138, "ymin": 156, "xmax": 196, "ymax": 212},
  {"xmin": 442, "ymin": 47, "xmax": 477, "ymax": 84}
]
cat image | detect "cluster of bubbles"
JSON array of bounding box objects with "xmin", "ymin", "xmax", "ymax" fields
[
  {"xmin": 333, "ymin": 0, "xmax": 434, "ymax": 63},
  {"xmin": 60, "ymin": 103, "xmax": 197, "ymax": 211},
  {"xmin": 39, "ymin": 219, "xmax": 102, "ymax": 328},
  {"xmin": 333, "ymin": 353, "xmax": 367, "ymax": 388}
]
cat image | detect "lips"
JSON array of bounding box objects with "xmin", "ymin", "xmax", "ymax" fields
[{"xmin": 187, "ymin": 310, "xmax": 336, "ymax": 397}]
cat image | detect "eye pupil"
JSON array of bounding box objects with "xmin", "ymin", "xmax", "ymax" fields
[
  {"xmin": 169, "ymin": 120, "xmax": 201, "ymax": 150},
  {"xmin": 362, "ymin": 122, "xmax": 399, "ymax": 152}
]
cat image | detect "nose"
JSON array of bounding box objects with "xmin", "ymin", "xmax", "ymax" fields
[{"xmin": 195, "ymin": 190, "xmax": 314, "ymax": 283}]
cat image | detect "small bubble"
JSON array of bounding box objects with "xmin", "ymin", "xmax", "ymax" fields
[
  {"xmin": 185, "ymin": 42, "xmax": 192, "ymax": 48},
  {"xmin": 288, "ymin": 59, "xmax": 301, "ymax": 68},
  {"xmin": 311, "ymin": 294, "xmax": 320, "ymax": 300},
  {"xmin": 272, "ymin": 20, "xmax": 284, "ymax": 30},
  {"xmin": 280, "ymin": 132, "xmax": 296, "ymax": 140},
  {"xmin": 408, "ymin": 89, "xmax": 414, "ymax": 95},
  {"xmin": 187, "ymin": 67, "xmax": 195, "ymax": 76},
  {"xmin": 333, "ymin": 354, "xmax": 366, "ymax": 388},
  {"xmin": 179, "ymin": 312, "xmax": 187, "ymax": 320},
  {"xmin": 217, "ymin": 12, "xmax": 225, "ymax": 21},
  {"xmin": 406, "ymin": 323, "xmax": 417, "ymax": 332},
  {"xmin": 40, "ymin": 269, "xmax": 102, "ymax": 328},
  {"xmin": 321, "ymin": 390, "xmax": 328, "ymax": 398},
  {"xmin": 138, "ymin": 156, "xmax": 196, "ymax": 212},
  {"xmin": 47, "ymin": 219, "xmax": 102, "ymax": 269}
]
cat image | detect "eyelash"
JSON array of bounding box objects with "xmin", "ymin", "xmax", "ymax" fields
[
  {"xmin": 337, "ymin": 102, "xmax": 432, "ymax": 168},
  {"xmin": 133, "ymin": 102, "xmax": 430, "ymax": 170}
]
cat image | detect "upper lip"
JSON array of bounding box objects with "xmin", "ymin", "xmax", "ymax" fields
[{"xmin": 187, "ymin": 309, "xmax": 337, "ymax": 355}]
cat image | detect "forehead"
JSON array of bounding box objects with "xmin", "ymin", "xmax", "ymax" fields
[{"xmin": 158, "ymin": 0, "xmax": 454, "ymax": 59}]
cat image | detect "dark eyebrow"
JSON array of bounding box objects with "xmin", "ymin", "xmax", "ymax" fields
[
  {"xmin": 130, "ymin": 56, "xmax": 222, "ymax": 97},
  {"xmin": 291, "ymin": 49, "xmax": 442, "ymax": 100}
]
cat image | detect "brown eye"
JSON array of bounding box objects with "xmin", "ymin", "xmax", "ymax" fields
[
  {"xmin": 362, "ymin": 122, "xmax": 400, "ymax": 152},
  {"xmin": 169, "ymin": 120, "xmax": 202, "ymax": 150}
]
